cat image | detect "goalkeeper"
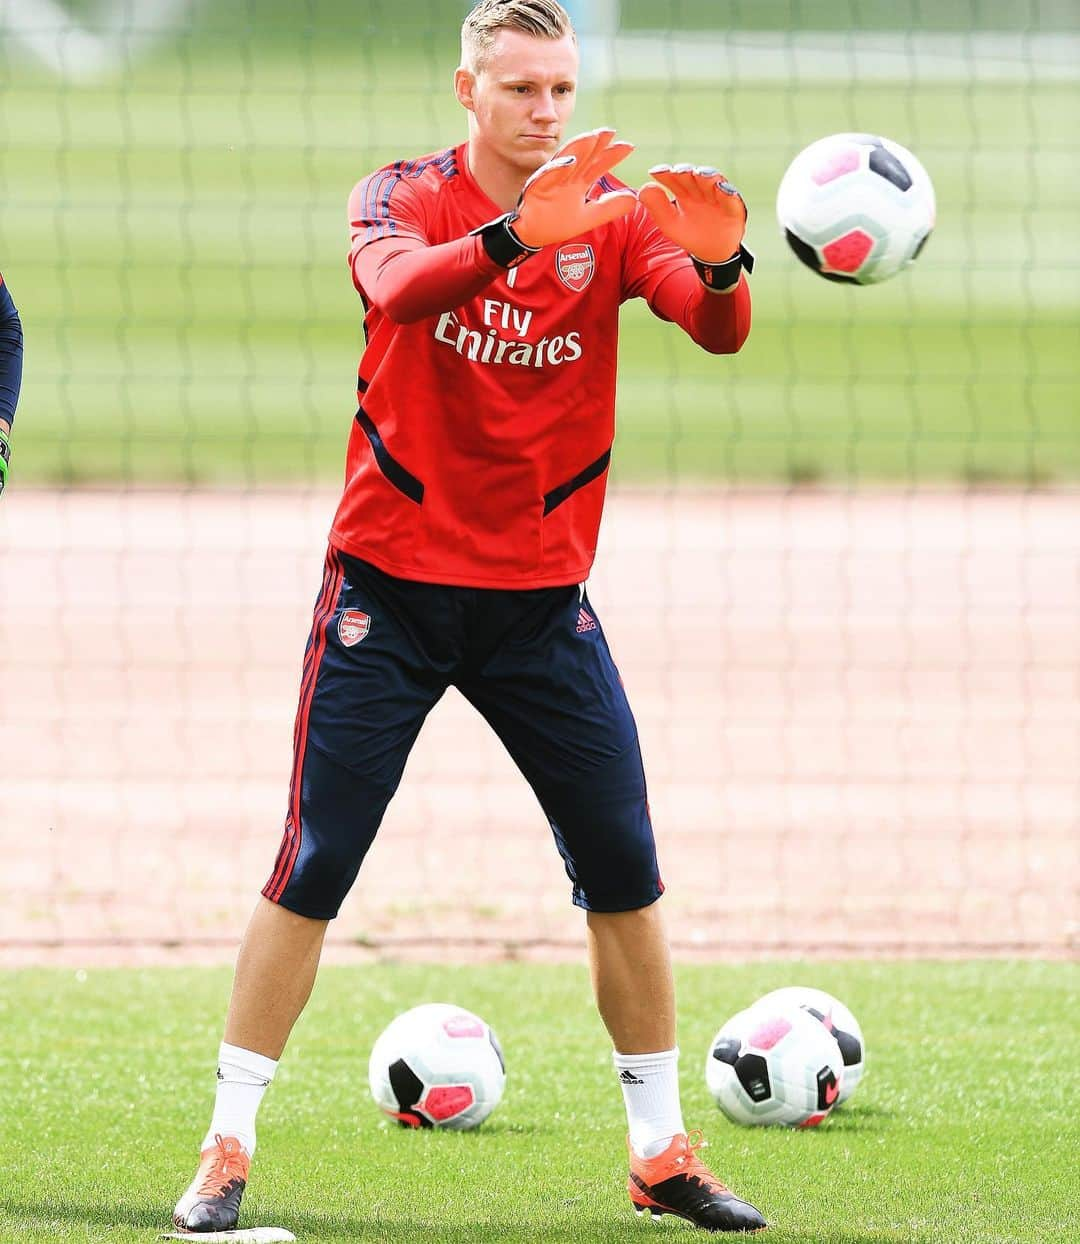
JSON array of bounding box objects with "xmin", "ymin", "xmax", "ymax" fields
[
  {"xmin": 174, "ymin": 0, "xmax": 764, "ymax": 1235},
  {"xmin": 0, "ymin": 272, "xmax": 22, "ymax": 498}
]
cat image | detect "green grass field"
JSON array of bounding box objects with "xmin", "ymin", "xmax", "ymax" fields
[
  {"xmin": 1, "ymin": 960, "xmax": 1076, "ymax": 1242},
  {"xmin": 2, "ymin": 1, "xmax": 1078, "ymax": 487}
]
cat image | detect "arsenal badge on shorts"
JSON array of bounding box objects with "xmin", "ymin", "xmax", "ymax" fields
[
  {"xmin": 556, "ymin": 243, "xmax": 595, "ymax": 292},
  {"xmin": 338, "ymin": 609, "xmax": 371, "ymax": 647}
]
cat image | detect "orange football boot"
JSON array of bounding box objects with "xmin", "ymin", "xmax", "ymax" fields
[
  {"xmin": 172, "ymin": 1133, "xmax": 251, "ymax": 1233},
  {"xmin": 628, "ymin": 1130, "xmax": 766, "ymax": 1233}
]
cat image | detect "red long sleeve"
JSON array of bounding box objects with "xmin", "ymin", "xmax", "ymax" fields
[
  {"xmin": 648, "ymin": 265, "xmax": 751, "ymax": 355},
  {"xmin": 351, "ymin": 221, "xmax": 750, "ymax": 353},
  {"xmin": 352, "ymin": 234, "xmax": 504, "ymax": 325}
]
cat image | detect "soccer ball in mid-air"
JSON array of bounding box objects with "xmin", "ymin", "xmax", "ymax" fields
[
  {"xmin": 368, "ymin": 1002, "xmax": 506, "ymax": 1130},
  {"xmin": 777, "ymin": 132, "xmax": 935, "ymax": 284},
  {"xmin": 706, "ymin": 1004, "xmax": 844, "ymax": 1127},
  {"xmin": 753, "ymin": 985, "xmax": 866, "ymax": 1105}
]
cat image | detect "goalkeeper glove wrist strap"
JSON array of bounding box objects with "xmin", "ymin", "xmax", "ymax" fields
[
  {"xmin": 691, "ymin": 244, "xmax": 756, "ymax": 290},
  {"xmin": 0, "ymin": 428, "xmax": 10, "ymax": 497},
  {"xmin": 472, "ymin": 213, "xmax": 542, "ymax": 270}
]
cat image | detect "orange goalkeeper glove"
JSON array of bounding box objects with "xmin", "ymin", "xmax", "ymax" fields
[
  {"xmin": 638, "ymin": 164, "xmax": 752, "ymax": 286},
  {"xmin": 474, "ymin": 129, "xmax": 636, "ymax": 267},
  {"xmin": 512, "ymin": 129, "xmax": 636, "ymax": 247}
]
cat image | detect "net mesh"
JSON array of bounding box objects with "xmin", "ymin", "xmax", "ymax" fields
[{"xmin": 1, "ymin": 0, "xmax": 1077, "ymax": 960}]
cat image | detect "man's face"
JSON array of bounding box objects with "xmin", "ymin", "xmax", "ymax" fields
[{"xmin": 457, "ymin": 30, "xmax": 579, "ymax": 174}]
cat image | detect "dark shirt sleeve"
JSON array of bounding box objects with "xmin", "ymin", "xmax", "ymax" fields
[{"xmin": 0, "ymin": 275, "xmax": 23, "ymax": 426}]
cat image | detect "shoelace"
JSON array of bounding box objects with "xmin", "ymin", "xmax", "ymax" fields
[
  {"xmin": 674, "ymin": 1130, "xmax": 731, "ymax": 1195},
  {"xmin": 195, "ymin": 1134, "xmax": 247, "ymax": 1198}
]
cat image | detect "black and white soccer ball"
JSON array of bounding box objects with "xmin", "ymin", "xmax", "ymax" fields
[
  {"xmin": 777, "ymin": 132, "xmax": 935, "ymax": 284},
  {"xmin": 753, "ymin": 985, "xmax": 866, "ymax": 1105},
  {"xmin": 368, "ymin": 1002, "xmax": 506, "ymax": 1130},
  {"xmin": 706, "ymin": 1003, "xmax": 845, "ymax": 1127}
]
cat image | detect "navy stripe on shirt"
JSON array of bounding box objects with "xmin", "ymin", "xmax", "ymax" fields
[
  {"xmin": 364, "ymin": 163, "xmax": 400, "ymax": 242},
  {"xmin": 359, "ymin": 149, "xmax": 459, "ymax": 245},
  {"xmin": 543, "ymin": 449, "xmax": 612, "ymax": 516}
]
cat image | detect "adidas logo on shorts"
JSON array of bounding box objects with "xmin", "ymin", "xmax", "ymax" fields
[{"xmin": 576, "ymin": 607, "xmax": 598, "ymax": 634}]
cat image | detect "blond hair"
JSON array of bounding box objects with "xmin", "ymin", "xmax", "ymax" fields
[{"xmin": 461, "ymin": 0, "xmax": 576, "ymax": 72}]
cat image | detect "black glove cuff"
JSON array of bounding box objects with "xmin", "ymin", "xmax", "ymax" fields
[
  {"xmin": 691, "ymin": 244, "xmax": 756, "ymax": 290},
  {"xmin": 471, "ymin": 213, "xmax": 542, "ymax": 270}
]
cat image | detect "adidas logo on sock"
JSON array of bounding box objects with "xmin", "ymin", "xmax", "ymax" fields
[
  {"xmin": 576, "ymin": 607, "xmax": 598, "ymax": 633},
  {"xmin": 619, "ymin": 1068, "xmax": 645, "ymax": 1086}
]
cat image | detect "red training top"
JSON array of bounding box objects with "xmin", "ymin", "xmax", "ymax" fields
[{"xmin": 331, "ymin": 143, "xmax": 750, "ymax": 589}]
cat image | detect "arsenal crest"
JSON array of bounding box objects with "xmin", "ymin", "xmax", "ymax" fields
[
  {"xmin": 338, "ymin": 608, "xmax": 371, "ymax": 647},
  {"xmin": 556, "ymin": 243, "xmax": 595, "ymax": 292}
]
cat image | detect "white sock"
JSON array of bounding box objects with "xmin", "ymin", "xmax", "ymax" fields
[
  {"xmin": 200, "ymin": 1042, "xmax": 277, "ymax": 1157},
  {"xmin": 614, "ymin": 1047, "xmax": 686, "ymax": 1159}
]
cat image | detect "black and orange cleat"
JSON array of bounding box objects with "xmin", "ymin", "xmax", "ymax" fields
[
  {"xmin": 172, "ymin": 1133, "xmax": 251, "ymax": 1233},
  {"xmin": 628, "ymin": 1130, "xmax": 767, "ymax": 1233}
]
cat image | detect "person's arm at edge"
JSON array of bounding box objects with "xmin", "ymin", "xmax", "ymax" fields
[
  {"xmin": 0, "ymin": 275, "xmax": 22, "ymax": 432},
  {"xmin": 647, "ymin": 263, "xmax": 751, "ymax": 356},
  {"xmin": 0, "ymin": 276, "xmax": 22, "ymax": 494}
]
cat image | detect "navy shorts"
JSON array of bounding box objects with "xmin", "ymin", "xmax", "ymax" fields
[{"xmin": 262, "ymin": 547, "xmax": 663, "ymax": 920}]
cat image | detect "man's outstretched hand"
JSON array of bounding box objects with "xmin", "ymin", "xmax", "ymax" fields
[
  {"xmin": 511, "ymin": 128, "xmax": 636, "ymax": 249},
  {"xmin": 638, "ymin": 164, "xmax": 747, "ymax": 262}
]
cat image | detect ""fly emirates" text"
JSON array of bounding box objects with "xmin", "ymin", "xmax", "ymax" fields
[{"xmin": 433, "ymin": 298, "xmax": 582, "ymax": 369}]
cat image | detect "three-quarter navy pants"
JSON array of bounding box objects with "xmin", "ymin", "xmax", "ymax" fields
[{"xmin": 262, "ymin": 546, "xmax": 663, "ymax": 919}]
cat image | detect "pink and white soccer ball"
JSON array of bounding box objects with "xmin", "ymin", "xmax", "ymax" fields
[
  {"xmin": 368, "ymin": 1002, "xmax": 505, "ymax": 1130},
  {"xmin": 777, "ymin": 132, "xmax": 935, "ymax": 284},
  {"xmin": 705, "ymin": 1003, "xmax": 845, "ymax": 1127},
  {"xmin": 753, "ymin": 986, "xmax": 866, "ymax": 1105}
]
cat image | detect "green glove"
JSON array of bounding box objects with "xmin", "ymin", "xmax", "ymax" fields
[{"xmin": 0, "ymin": 428, "xmax": 10, "ymax": 498}]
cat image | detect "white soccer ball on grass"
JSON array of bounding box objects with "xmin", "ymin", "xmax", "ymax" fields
[
  {"xmin": 368, "ymin": 1002, "xmax": 506, "ymax": 1130},
  {"xmin": 753, "ymin": 985, "xmax": 866, "ymax": 1104},
  {"xmin": 705, "ymin": 1003, "xmax": 844, "ymax": 1127}
]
